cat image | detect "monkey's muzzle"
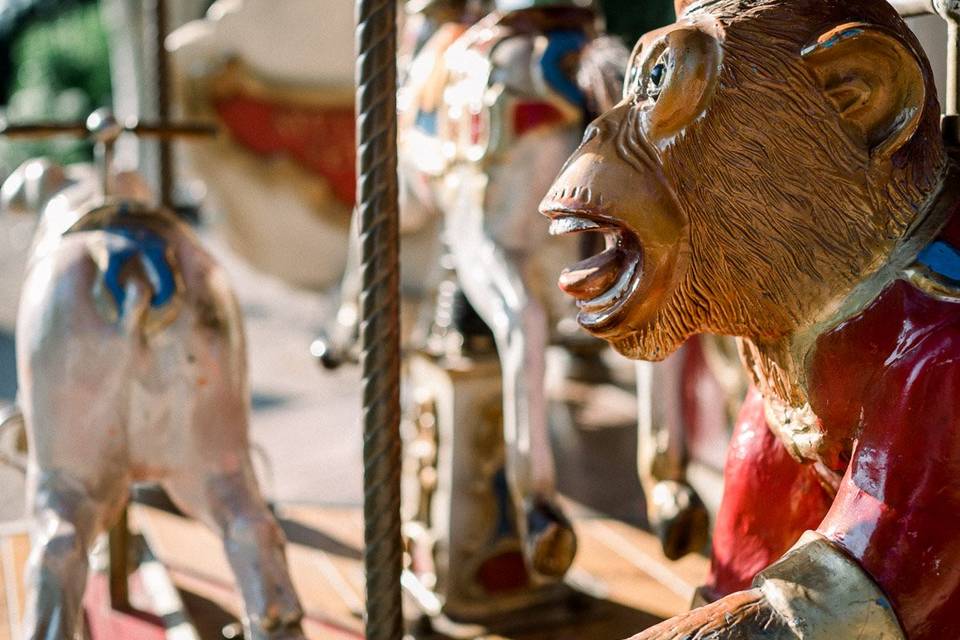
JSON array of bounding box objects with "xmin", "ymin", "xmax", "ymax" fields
[{"xmin": 542, "ymin": 198, "xmax": 644, "ymax": 327}]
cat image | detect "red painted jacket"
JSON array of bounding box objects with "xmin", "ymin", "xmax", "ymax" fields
[{"xmin": 706, "ymin": 208, "xmax": 960, "ymax": 639}]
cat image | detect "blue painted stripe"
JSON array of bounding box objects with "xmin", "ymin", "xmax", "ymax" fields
[
  {"xmin": 415, "ymin": 109, "xmax": 438, "ymax": 135},
  {"xmin": 102, "ymin": 227, "xmax": 177, "ymax": 311},
  {"xmin": 540, "ymin": 30, "xmax": 587, "ymax": 109},
  {"xmin": 918, "ymin": 240, "xmax": 960, "ymax": 282}
]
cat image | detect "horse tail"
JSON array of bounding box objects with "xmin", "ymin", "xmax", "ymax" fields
[
  {"xmin": 118, "ymin": 270, "xmax": 156, "ymax": 336},
  {"xmin": 576, "ymin": 35, "xmax": 631, "ymax": 119}
]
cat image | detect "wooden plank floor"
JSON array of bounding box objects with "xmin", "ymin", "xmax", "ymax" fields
[
  {"xmin": 135, "ymin": 504, "xmax": 708, "ymax": 639},
  {"xmin": 0, "ymin": 519, "xmax": 200, "ymax": 640},
  {"xmin": 0, "ymin": 521, "xmax": 29, "ymax": 640},
  {"xmin": 0, "ymin": 506, "xmax": 708, "ymax": 639},
  {"xmin": 134, "ymin": 505, "xmax": 366, "ymax": 639}
]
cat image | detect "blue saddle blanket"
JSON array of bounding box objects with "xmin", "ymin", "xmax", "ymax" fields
[{"xmin": 99, "ymin": 226, "xmax": 178, "ymax": 311}]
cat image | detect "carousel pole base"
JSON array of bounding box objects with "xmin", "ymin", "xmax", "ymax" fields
[{"xmin": 403, "ymin": 351, "xmax": 578, "ymax": 623}]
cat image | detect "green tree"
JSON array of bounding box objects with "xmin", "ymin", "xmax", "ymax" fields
[
  {"xmin": 1, "ymin": 2, "xmax": 111, "ymax": 172},
  {"xmin": 600, "ymin": 0, "xmax": 675, "ymax": 46}
]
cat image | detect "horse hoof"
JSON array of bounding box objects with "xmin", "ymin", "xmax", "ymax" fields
[
  {"xmin": 225, "ymin": 621, "xmax": 307, "ymax": 640},
  {"xmin": 310, "ymin": 336, "xmax": 344, "ymax": 370},
  {"xmin": 650, "ymin": 480, "xmax": 709, "ymax": 560},
  {"xmin": 0, "ymin": 405, "xmax": 26, "ymax": 472},
  {"xmin": 525, "ymin": 498, "xmax": 577, "ymax": 578}
]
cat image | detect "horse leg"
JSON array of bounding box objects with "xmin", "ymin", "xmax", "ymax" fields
[
  {"xmin": 313, "ymin": 214, "xmax": 362, "ymax": 369},
  {"xmin": 637, "ymin": 348, "xmax": 709, "ymax": 560},
  {"xmin": 165, "ymin": 461, "xmax": 304, "ymax": 639},
  {"xmin": 22, "ymin": 471, "xmax": 121, "ymax": 640},
  {"xmin": 16, "ymin": 253, "xmax": 131, "ymax": 640},
  {"xmin": 453, "ymin": 239, "xmax": 576, "ymax": 579}
]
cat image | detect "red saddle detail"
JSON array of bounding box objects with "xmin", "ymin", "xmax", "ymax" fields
[
  {"xmin": 213, "ymin": 94, "xmax": 356, "ymax": 207},
  {"xmin": 512, "ymin": 101, "xmax": 567, "ymax": 137}
]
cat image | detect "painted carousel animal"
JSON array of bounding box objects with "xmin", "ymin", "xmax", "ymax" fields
[
  {"xmin": 636, "ymin": 334, "xmax": 745, "ymax": 560},
  {"xmin": 166, "ymin": 0, "xmax": 357, "ymax": 290},
  {"xmin": 396, "ymin": 0, "xmax": 629, "ymax": 578},
  {"xmin": 167, "ymin": 0, "xmax": 443, "ymax": 296},
  {"xmin": 543, "ymin": 0, "xmax": 960, "ymax": 636},
  {"xmin": 2, "ymin": 112, "xmax": 305, "ymax": 640}
]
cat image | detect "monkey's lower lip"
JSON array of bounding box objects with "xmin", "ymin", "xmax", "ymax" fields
[{"xmin": 546, "ymin": 212, "xmax": 643, "ymax": 320}]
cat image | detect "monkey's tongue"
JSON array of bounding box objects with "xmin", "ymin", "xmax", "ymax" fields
[{"xmin": 559, "ymin": 247, "xmax": 627, "ymax": 300}]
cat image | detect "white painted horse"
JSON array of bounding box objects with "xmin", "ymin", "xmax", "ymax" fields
[
  {"xmin": 399, "ymin": 4, "xmax": 628, "ymax": 578},
  {"xmin": 2, "ymin": 151, "xmax": 305, "ymax": 640},
  {"xmin": 168, "ymin": 0, "xmax": 446, "ymax": 297}
]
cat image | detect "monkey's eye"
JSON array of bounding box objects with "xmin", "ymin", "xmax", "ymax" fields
[{"xmin": 646, "ymin": 56, "xmax": 668, "ymax": 100}]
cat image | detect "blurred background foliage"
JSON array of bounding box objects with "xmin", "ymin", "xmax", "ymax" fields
[
  {"xmin": 0, "ymin": 0, "xmax": 110, "ymax": 172},
  {"xmin": 599, "ymin": 0, "xmax": 674, "ymax": 46}
]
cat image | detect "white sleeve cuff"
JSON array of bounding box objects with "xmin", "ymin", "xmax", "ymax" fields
[{"xmin": 754, "ymin": 531, "xmax": 905, "ymax": 640}]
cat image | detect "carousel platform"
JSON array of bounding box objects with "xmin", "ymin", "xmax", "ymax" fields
[
  {"xmin": 0, "ymin": 520, "xmax": 28, "ymax": 640},
  {"xmin": 0, "ymin": 504, "xmax": 708, "ymax": 639}
]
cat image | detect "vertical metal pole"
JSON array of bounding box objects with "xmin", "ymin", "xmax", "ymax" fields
[
  {"xmin": 940, "ymin": 3, "xmax": 960, "ymax": 143},
  {"xmin": 94, "ymin": 140, "xmax": 112, "ymax": 198},
  {"xmin": 947, "ymin": 19, "xmax": 959, "ymax": 116},
  {"xmin": 356, "ymin": 0, "xmax": 404, "ymax": 637},
  {"xmin": 108, "ymin": 506, "xmax": 131, "ymax": 611},
  {"xmin": 151, "ymin": 0, "xmax": 174, "ymax": 208}
]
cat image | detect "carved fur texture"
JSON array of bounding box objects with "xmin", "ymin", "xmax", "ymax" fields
[{"xmin": 609, "ymin": 1, "xmax": 945, "ymax": 393}]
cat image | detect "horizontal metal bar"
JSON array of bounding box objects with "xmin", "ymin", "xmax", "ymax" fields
[
  {"xmin": 123, "ymin": 119, "xmax": 217, "ymax": 139},
  {"xmin": 0, "ymin": 119, "xmax": 216, "ymax": 141},
  {"xmin": 0, "ymin": 121, "xmax": 88, "ymax": 139}
]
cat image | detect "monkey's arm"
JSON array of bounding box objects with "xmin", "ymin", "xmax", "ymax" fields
[{"xmin": 627, "ymin": 532, "xmax": 902, "ymax": 640}]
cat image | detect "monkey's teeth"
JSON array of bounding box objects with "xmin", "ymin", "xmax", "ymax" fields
[
  {"xmin": 604, "ymin": 231, "xmax": 618, "ymax": 249},
  {"xmin": 549, "ymin": 216, "xmax": 601, "ymax": 236}
]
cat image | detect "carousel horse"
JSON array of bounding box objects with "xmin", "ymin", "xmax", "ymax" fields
[
  {"xmin": 169, "ymin": 0, "xmax": 446, "ymax": 370},
  {"xmin": 2, "ymin": 114, "xmax": 305, "ymax": 640},
  {"xmin": 166, "ymin": 0, "xmax": 359, "ymax": 290},
  {"xmin": 395, "ymin": 0, "xmax": 629, "ymax": 578}
]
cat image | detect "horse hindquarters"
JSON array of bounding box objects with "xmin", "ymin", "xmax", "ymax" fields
[{"xmin": 17, "ymin": 238, "xmax": 137, "ymax": 640}]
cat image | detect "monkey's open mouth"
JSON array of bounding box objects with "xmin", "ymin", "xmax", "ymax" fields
[{"xmin": 543, "ymin": 205, "xmax": 643, "ymax": 327}]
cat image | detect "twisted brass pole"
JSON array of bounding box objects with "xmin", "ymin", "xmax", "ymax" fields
[{"xmin": 356, "ymin": 0, "xmax": 404, "ymax": 637}]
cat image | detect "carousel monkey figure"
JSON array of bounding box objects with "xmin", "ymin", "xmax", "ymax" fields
[
  {"xmin": 542, "ymin": 0, "xmax": 960, "ymax": 636},
  {"xmin": 401, "ymin": 0, "xmax": 628, "ymax": 579},
  {"xmin": 2, "ymin": 111, "xmax": 305, "ymax": 640}
]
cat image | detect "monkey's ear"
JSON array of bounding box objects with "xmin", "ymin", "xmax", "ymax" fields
[
  {"xmin": 674, "ymin": 0, "xmax": 694, "ymax": 16},
  {"xmin": 801, "ymin": 23, "xmax": 926, "ymax": 159}
]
